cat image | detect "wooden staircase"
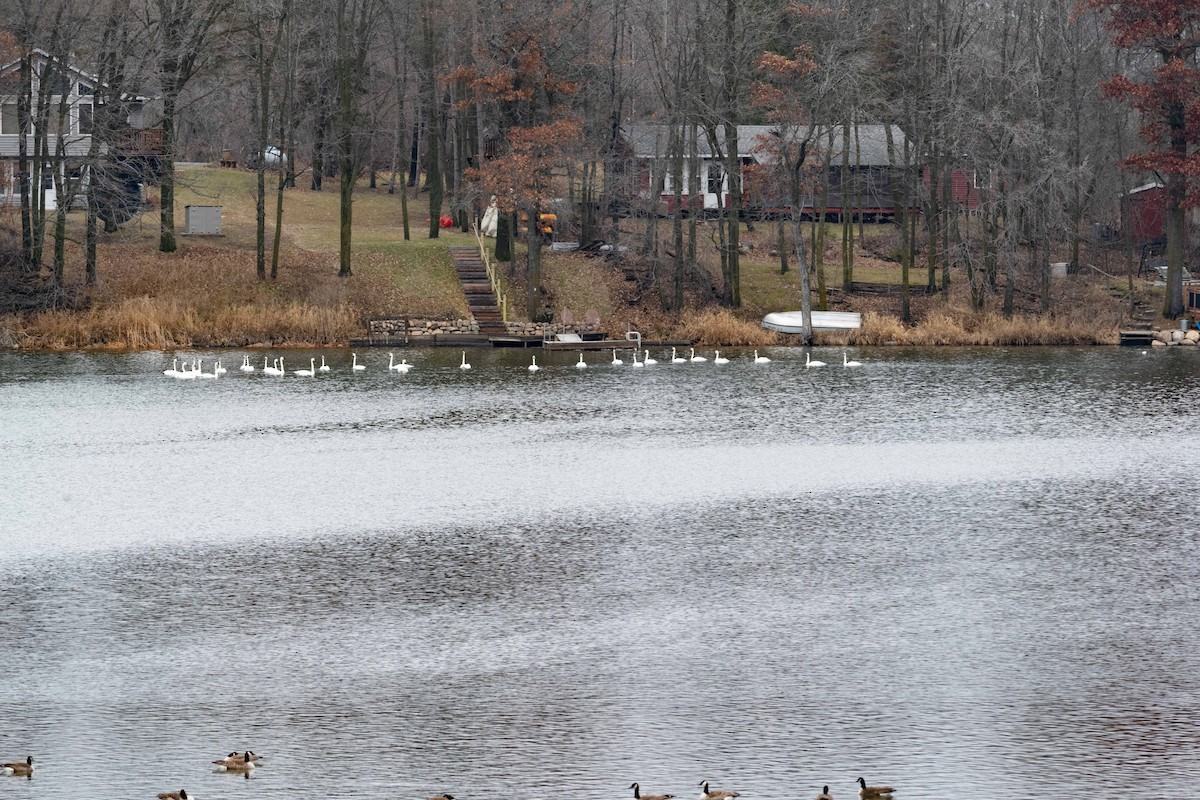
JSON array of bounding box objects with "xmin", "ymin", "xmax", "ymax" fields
[{"xmin": 450, "ymin": 247, "xmax": 507, "ymax": 336}]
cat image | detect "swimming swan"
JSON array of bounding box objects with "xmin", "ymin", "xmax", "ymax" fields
[
  {"xmin": 631, "ymin": 350, "xmax": 645, "ymax": 367},
  {"xmin": 240, "ymin": 356, "xmax": 255, "ymax": 373},
  {"xmin": 843, "ymin": 352, "xmax": 862, "ymax": 367},
  {"xmin": 396, "ymin": 359, "xmax": 412, "ymax": 373},
  {"xmin": 460, "ymin": 352, "xmax": 471, "ymax": 370},
  {"xmin": 643, "ymin": 350, "xmax": 658, "ymax": 365},
  {"xmin": 293, "ymin": 358, "xmax": 316, "ymax": 377},
  {"xmin": 671, "ymin": 347, "xmax": 687, "ymax": 364},
  {"xmin": 611, "ymin": 349, "xmax": 624, "ymax": 366},
  {"xmin": 352, "ymin": 353, "xmax": 366, "ymax": 371},
  {"xmin": 689, "ymin": 348, "xmax": 707, "ymax": 363},
  {"xmin": 713, "ymin": 351, "xmax": 729, "ymax": 364},
  {"xmin": 575, "ymin": 353, "xmax": 587, "ymax": 369},
  {"xmin": 528, "ymin": 355, "xmax": 540, "ymax": 372},
  {"xmin": 318, "ymin": 356, "xmax": 331, "ymax": 372},
  {"xmin": 805, "ymin": 352, "xmax": 826, "ymax": 368},
  {"xmin": 753, "ymin": 350, "xmax": 770, "ymax": 363}
]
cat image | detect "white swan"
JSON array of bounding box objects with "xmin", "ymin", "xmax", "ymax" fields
[
  {"xmin": 294, "ymin": 357, "xmax": 316, "ymax": 377},
  {"xmin": 352, "ymin": 353, "xmax": 366, "ymax": 371},
  {"xmin": 713, "ymin": 350, "xmax": 729, "ymax": 364},
  {"xmin": 643, "ymin": 350, "xmax": 658, "ymax": 365},
  {"xmin": 689, "ymin": 347, "xmax": 707, "ymax": 363},
  {"xmin": 262, "ymin": 355, "xmax": 270, "ymax": 372},
  {"xmin": 460, "ymin": 351, "xmax": 471, "ymax": 370},
  {"xmin": 262, "ymin": 358, "xmax": 280, "ymax": 377},
  {"xmin": 388, "ymin": 352, "xmax": 403, "ymax": 372},
  {"xmin": 318, "ymin": 356, "xmax": 331, "ymax": 373},
  {"xmin": 276, "ymin": 357, "xmax": 285, "ymax": 375},
  {"xmin": 395, "ymin": 358, "xmax": 412, "ymax": 373},
  {"xmin": 631, "ymin": 350, "xmax": 645, "ymax": 367},
  {"xmin": 214, "ymin": 360, "xmax": 227, "ymax": 376},
  {"xmin": 671, "ymin": 347, "xmax": 686, "ymax": 364},
  {"xmin": 575, "ymin": 352, "xmax": 587, "ymax": 369},
  {"xmin": 528, "ymin": 355, "xmax": 540, "ymax": 373},
  {"xmin": 843, "ymin": 352, "xmax": 862, "ymax": 367},
  {"xmin": 611, "ymin": 349, "xmax": 623, "ymax": 366},
  {"xmin": 240, "ymin": 355, "xmax": 255, "ymax": 373},
  {"xmin": 753, "ymin": 350, "xmax": 771, "ymax": 363},
  {"xmin": 196, "ymin": 360, "xmax": 217, "ymax": 379},
  {"xmin": 805, "ymin": 352, "xmax": 826, "ymax": 368},
  {"xmin": 163, "ymin": 359, "xmax": 180, "ymax": 377}
]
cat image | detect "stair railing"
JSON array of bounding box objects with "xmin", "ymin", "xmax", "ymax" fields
[{"xmin": 472, "ymin": 222, "xmax": 508, "ymax": 323}]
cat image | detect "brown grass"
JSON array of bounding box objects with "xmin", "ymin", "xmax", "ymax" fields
[{"xmin": 671, "ymin": 308, "xmax": 783, "ymax": 346}]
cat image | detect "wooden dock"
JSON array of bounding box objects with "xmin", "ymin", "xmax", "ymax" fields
[{"xmin": 1118, "ymin": 330, "xmax": 1155, "ymax": 347}]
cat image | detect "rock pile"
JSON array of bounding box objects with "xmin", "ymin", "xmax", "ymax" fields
[{"xmin": 1151, "ymin": 328, "xmax": 1200, "ymax": 346}]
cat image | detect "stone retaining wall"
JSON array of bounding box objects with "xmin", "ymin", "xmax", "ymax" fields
[
  {"xmin": 367, "ymin": 317, "xmax": 606, "ymax": 339},
  {"xmin": 1151, "ymin": 328, "xmax": 1200, "ymax": 346}
]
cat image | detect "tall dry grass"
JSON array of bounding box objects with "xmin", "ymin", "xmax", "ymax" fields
[
  {"xmin": 834, "ymin": 309, "xmax": 1118, "ymax": 346},
  {"xmin": 671, "ymin": 308, "xmax": 783, "ymax": 346},
  {"xmin": 12, "ymin": 296, "xmax": 361, "ymax": 350}
]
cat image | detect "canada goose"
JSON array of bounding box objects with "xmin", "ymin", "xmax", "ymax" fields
[
  {"xmin": 630, "ymin": 783, "xmax": 674, "ymax": 800},
  {"xmin": 698, "ymin": 781, "xmax": 739, "ymax": 800},
  {"xmin": 352, "ymin": 353, "xmax": 366, "ymax": 371},
  {"xmin": 753, "ymin": 350, "xmax": 770, "ymax": 363},
  {"xmin": 459, "ymin": 351, "xmax": 471, "ymax": 370},
  {"xmin": 1, "ymin": 756, "xmax": 33, "ymax": 776},
  {"xmin": 157, "ymin": 791, "xmax": 189, "ymax": 800},
  {"xmin": 293, "ymin": 358, "xmax": 316, "ymax": 377},
  {"xmin": 611, "ymin": 349, "xmax": 624, "ymax": 366},
  {"xmin": 689, "ymin": 347, "xmax": 707, "ymax": 363},
  {"xmin": 213, "ymin": 751, "xmax": 256, "ymax": 772},
  {"xmin": 713, "ymin": 351, "xmax": 729, "ymax": 365},
  {"xmin": 643, "ymin": 350, "xmax": 658, "ymax": 365},
  {"xmin": 816, "ymin": 787, "xmax": 834, "ymax": 800},
  {"xmin": 671, "ymin": 347, "xmax": 686, "ymax": 364},
  {"xmin": 528, "ymin": 355, "xmax": 540, "ymax": 372},
  {"xmin": 240, "ymin": 355, "xmax": 255, "ymax": 373},
  {"xmin": 215, "ymin": 751, "xmax": 263, "ymax": 765},
  {"xmin": 575, "ymin": 352, "xmax": 587, "ymax": 369},
  {"xmin": 855, "ymin": 778, "xmax": 894, "ymax": 797},
  {"xmin": 318, "ymin": 356, "xmax": 331, "ymax": 372},
  {"xmin": 805, "ymin": 352, "xmax": 826, "ymax": 368}
]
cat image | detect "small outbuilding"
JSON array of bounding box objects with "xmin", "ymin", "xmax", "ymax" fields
[{"xmin": 1122, "ymin": 182, "xmax": 1166, "ymax": 244}]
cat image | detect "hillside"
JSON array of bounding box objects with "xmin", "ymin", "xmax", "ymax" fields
[{"xmin": 0, "ymin": 166, "xmax": 1142, "ymax": 349}]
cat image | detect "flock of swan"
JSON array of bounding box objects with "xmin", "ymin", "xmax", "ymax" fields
[
  {"xmin": 5, "ymin": 751, "xmax": 895, "ymax": 800},
  {"xmin": 161, "ymin": 348, "xmax": 864, "ymax": 379}
]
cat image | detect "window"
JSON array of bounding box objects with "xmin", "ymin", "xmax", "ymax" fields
[
  {"xmin": 78, "ymin": 82, "xmax": 94, "ymax": 95},
  {"xmin": 972, "ymin": 170, "xmax": 992, "ymax": 190},
  {"xmin": 1, "ymin": 103, "xmax": 17, "ymax": 135},
  {"xmin": 78, "ymin": 103, "xmax": 92, "ymax": 135},
  {"xmin": 707, "ymin": 162, "xmax": 724, "ymax": 195}
]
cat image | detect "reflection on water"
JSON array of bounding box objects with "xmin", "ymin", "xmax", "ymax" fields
[{"xmin": 1, "ymin": 346, "xmax": 1198, "ymax": 800}]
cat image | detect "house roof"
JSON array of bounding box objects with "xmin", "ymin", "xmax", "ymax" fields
[
  {"xmin": 622, "ymin": 123, "xmax": 908, "ymax": 166},
  {"xmin": 0, "ymin": 48, "xmax": 149, "ymax": 102}
]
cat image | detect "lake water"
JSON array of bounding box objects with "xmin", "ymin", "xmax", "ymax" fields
[{"xmin": 1, "ymin": 346, "xmax": 1198, "ymax": 800}]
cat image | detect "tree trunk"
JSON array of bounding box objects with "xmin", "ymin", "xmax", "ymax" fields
[{"xmin": 159, "ymin": 90, "xmax": 178, "ymax": 253}]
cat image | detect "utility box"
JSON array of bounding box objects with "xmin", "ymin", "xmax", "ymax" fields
[{"xmin": 184, "ymin": 205, "xmax": 222, "ymax": 235}]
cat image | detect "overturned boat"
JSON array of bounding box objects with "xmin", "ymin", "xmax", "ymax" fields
[{"xmin": 762, "ymin": 310, "xmax": 862, "ymax": 334}]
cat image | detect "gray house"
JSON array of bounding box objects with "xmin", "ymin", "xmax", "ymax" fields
[
  {"xmin": 0, "ymin": 49, "xmax": 156, "ymax": 210},
  {"xmin": 622, "ymin": 123, "xmax": 933, "ymax": 220}
]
